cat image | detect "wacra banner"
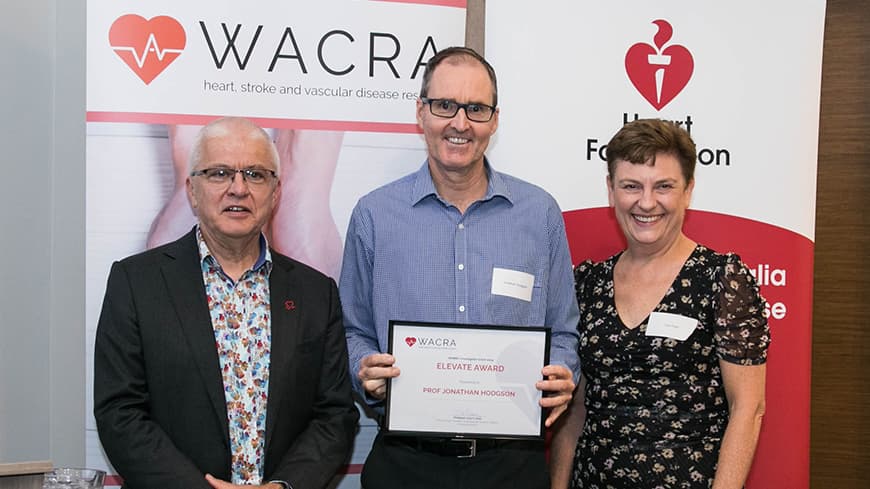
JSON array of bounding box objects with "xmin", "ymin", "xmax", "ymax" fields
[
  {"xmin": 85, "ymin": 1, "xmax": 466, "ymax": 487},
  {"xmin": 487, "ymin": 2, "xmax": 824, "ymax": 488}
]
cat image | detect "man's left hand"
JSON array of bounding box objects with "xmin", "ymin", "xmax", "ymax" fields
[
  {"xmin": 205, "ymin": 474, "xmax": 285, "ymax": 489},
  {"xmin": 535, "ymin": 365, "xmax": 576, "ymax": 427}
]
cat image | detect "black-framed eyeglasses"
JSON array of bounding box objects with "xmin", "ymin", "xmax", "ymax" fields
[
  {"xmin": 190, "ymin": 167, "xmax": 278, "ymax": 186},
  {"xmin": 421, "ymin": 97, "xmax": 496, "ymax": 122}
]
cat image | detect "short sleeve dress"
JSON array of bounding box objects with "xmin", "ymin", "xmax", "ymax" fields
[{"xmin": 571, "ymin": 245, "xmax": 770, "ymax": 489}]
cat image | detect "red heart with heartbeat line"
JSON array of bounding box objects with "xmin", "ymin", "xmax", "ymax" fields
[
  {"xmin": 625, "ymin": 19, "xmax": 694, "ymax": 110},
  {"xmin": 405, "ymin": 337, "xmax": 417, "ymax": 347},
  {"xmin": 109, "ymin": 14, "xmax": 186, "ymax": 85}
]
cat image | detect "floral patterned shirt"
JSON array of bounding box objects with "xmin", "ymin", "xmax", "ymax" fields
[{"xmin": 197, "ymin": 228, "xmax": 272, "ymax": 484}]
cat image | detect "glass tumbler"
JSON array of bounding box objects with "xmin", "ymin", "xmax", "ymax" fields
[{"xmin": 43, "ymin": 467, "xmax": 106, "ymax": 489}]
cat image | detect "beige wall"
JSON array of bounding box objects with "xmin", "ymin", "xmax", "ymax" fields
[
  {"xmin": 0, "ymin": 0, "xmax": 86, "ymax": 466},
  {"xmin": 465, "ymin": 0, "xmax": 485, "ymax": 53}
]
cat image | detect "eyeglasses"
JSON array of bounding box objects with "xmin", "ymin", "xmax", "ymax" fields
[
  {"xmin": 190, "ymin": 167, "xmax": 278, "ymax": 186},
  {"xmin": 421, "ymin": 97, "xmax": 496, "ymax": 122}
]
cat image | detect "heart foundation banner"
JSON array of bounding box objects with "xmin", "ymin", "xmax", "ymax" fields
[{"xmin": 486, "ymin": 2, "xmax": 824, "ymax": 488}]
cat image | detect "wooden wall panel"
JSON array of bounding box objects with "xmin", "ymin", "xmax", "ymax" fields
[{"xmin": 811, "ymin": 0, "xmax": 870, "ymax": 487}]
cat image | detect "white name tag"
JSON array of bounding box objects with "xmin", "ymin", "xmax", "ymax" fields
[
  {"xmin": 491, "ymin": 267, "xmax": 535, "ymax": 302},
  {"xmin": 645, "ymin": 312, "xmax": 698, "ymax": 341}
]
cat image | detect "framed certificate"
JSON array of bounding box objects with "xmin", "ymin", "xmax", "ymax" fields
[{"xmin": 385, "ymin": 320, "xmax": 551, "ymax": 440}]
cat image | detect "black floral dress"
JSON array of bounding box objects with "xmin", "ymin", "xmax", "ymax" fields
[{"xmin": 571, "ymin": 245, "xmax": 770, "ymax": 489}]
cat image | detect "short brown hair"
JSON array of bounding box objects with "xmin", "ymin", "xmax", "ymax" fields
[
  {"xmin": 419, "ymin": 46, "xmax": 498, "ymax": 107},
  {"xmin": 606, "ymin": 119, "xmax": 696, "ymax": 183}
]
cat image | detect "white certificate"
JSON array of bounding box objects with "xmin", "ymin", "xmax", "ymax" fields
[{"xmin": 385, "ymin": 320, "xmax": 550, "ymax": 439}]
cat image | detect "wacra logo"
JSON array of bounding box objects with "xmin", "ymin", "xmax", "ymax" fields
[
  {"xmin": 404, "ymin": 336, "xmax": 456, "ymax": 348},
  {"xmin": 107, "ymin": 14, "xmax": 439, "ymax": 85},
  {"xmin": 625, "ymin": 19, "xmax": 694, "ymax": 110},
  {"xmin": 109, "ymin": 14, "xmax": 186, "ymax": 85}
]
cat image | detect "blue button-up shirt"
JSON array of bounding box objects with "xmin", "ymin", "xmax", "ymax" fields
[{"xmin": 339, "ymin": 161, "xmax": 580, "ymax": 404}]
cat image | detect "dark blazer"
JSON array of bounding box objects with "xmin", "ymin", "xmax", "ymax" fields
[{"xmin": 94, "ymin": 229, "xmax": 359, "ymax": 489}]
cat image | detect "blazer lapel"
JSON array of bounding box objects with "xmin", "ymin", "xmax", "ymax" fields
[
  {"xmin": 161, "ymin": 230, "xmax": 230, "ymax": 445},
  {"xmin": 264, "ymin": 255, "xmax": 301, "ymax": 449}
]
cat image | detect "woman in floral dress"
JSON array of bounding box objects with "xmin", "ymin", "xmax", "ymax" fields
[{"xmin": 550, "ymin": 119, "xmax": 770, "ymax": 489}]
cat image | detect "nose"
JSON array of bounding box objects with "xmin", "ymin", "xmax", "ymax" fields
[
  {"xmin": 449, "ymin": 106, "xmax": 472, "ymax": 131},
  {"xmin": 638, "ymin": 187, "xmax": 656, "ymax": 210},
  {"xmin": 226, "ymin": 170, "xmax": 250, "ymax": 195}
]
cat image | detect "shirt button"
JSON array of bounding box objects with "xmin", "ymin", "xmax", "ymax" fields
[
  {"xmin": 458, "ymin": 305, "xmax": 466, "ymax": 312},
  {"xmin": 458, "ymin": 264, "xmax": 465, "ymax": 271},
  {"xmin": 458, "ymin": 223, "xmax": 465, "ymax": 230}
]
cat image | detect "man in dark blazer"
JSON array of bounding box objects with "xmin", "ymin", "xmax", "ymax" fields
[{"xmin": 94, "ymin": 117, "xmax": 358, "ymax": 489}]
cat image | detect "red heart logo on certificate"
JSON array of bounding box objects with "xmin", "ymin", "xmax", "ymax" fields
[
  {"xmin": 109, "ymin": 14, "xmax": 186, "ymax": 85},
  {"xmin": 625, "ymin": 19, "xmax": 694, "ymax": 110},
  {"xmin": 405, "ymin": 337, "xmax": 417, "ymax": 347}
]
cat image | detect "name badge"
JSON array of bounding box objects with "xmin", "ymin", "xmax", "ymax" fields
[
  {"xmin": 645, "ymin": 312, "xmax": 698, "ymax": 341},
  {"xmin": 491, "ymin": 267, "xmax": 535, "ymax": 302}
]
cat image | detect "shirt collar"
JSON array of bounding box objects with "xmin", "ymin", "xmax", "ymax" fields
[
  {"xmin": 196, "ymin": 226, "xmax": 273, "ymax": 275},
  {"xmin": 409, "ymin": 157, "xmax": 513, "ymax": 207}
]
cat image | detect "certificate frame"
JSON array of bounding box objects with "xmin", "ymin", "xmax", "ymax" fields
[{"xmin": 384, "ymin": 320, "xmax": 551, "ymax": 440}]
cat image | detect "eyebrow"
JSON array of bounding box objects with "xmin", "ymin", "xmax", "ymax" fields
[
  {"xmin": 429, "ymin": 97, "xmax": 493, "ymax": 106},
  {"xmin": 616, "ymin": 177, "xmax": 679, "ymax": 184},
  {"xmin": 204, "ymin": 163, "xmax": 274, "ymax": 169}
]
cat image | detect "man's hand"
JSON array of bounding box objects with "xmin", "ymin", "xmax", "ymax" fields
[
  {"xmin": 205, "ymin": 474, "xmax": 284, "ymax": 488},
  {"xmin": 536, "ymin": 365, "xmax": 576, "ymax": 427},
  {"xmin": 359, "ymin": 353, "xmax": 401, "ymax": 400}
]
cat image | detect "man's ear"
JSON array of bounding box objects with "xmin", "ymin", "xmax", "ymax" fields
[
  {"xmin": 186, "ymin": 177, "xmax": 198, "ymax": 214},
  {"xmin": 416, "ymin": 98, "xmax": 425, "ymax": 129},
  {"xmin": 490, "ymin": 107, "xmax": 500, "ymax": 135}
]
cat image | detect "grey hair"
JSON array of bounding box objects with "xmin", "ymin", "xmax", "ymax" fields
[{"xmin": 187, "ymin": 117, "xmax": 280, "ymax": 173}]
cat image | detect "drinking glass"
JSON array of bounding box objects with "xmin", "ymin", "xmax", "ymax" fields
[{"xmin": 43, "ymin": 468, "xmax": 106, "ymax": 489}]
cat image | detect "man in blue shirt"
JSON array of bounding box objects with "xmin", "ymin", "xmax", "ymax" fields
[{"xmin": 339, "ymin": 47, "xmax": 580, "ymax": 488}]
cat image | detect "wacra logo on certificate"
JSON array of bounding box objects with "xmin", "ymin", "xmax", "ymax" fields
[{"xmin": 385, "ymin": 320, "xmax": 550, "ymax": 440}]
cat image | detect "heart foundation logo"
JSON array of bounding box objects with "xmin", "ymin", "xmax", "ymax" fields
[
  {"xmin": 109, "ymin": 14, "xmax": 186, "ymax": 85},
  {"xmin": 625, "ymin": 19, "xmax": 694, "ymax": 110},
  {"xmin": 404, "ymin": 337, "xmax": 417, "ymax": 347}
]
